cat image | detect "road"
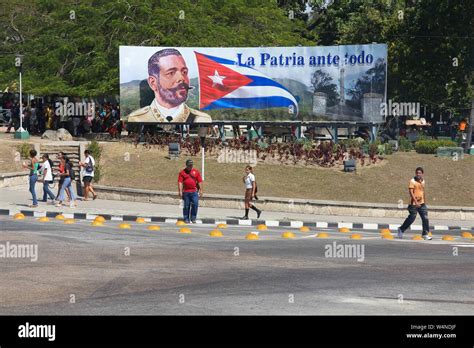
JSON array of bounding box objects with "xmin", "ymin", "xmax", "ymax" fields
[{"xmin": 1, "ymin": 215, "xmax": 473, "ymax": 315}]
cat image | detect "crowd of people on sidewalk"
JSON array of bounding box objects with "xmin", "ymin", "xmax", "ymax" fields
[
  {"xmin": 3, "ymin": 99, "xmax": 122, "ymax": 138},
  {"xmin": 23, "ymin": 149, "xmax": 98, "ymax": 208}
]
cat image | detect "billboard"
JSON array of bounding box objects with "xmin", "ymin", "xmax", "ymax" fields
[{"xmin": 120, "ymin": 44, "xmax": 387, "ymax": 124}]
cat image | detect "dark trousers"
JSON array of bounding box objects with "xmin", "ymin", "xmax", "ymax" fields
[
  {"xmin": 400, "ymin": 204, "xmax": 430, "ymax": 235},
  {"xmin": 183, "ymin": 191, "xmax": 199, "ymax": 222}
]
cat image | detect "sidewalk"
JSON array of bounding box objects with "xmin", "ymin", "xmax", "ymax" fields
[{"xmin": 1, "ymin": 186, "xmax": 474, "ymax": 231}]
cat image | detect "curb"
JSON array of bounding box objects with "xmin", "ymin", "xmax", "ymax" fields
[{"xmin": 2, "ymin": 208, "xmax": 474, "ymax": 232}]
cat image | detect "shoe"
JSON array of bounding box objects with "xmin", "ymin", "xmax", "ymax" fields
[
  {"xmin": 422, "ymin": 234, "xmax": 432, "ymax": 240},
  {"xmin": 191, "ymin": 220, "xmax": 197, "ymax": 224},
  {"xmin": 28, "ymin": 204, "xmax": 38, "ymax": 208},
  {"xmin": 241, "ymin": 216, "xmax": 249, "ymax": 220},
  {"xmin": 55, "ymin": 202, "xmax": 62, "ymax": 207},
  {"xmin": 397, "ymin": 228, "xmax": 403, "ymax": 239},
  {"xmin": 184, "ymin": 220, "xmax": 190, "ymax": 224},
  {"xmin": 93, "ymin": 194, "xmax": 98, "ymax": 200},
  {"xmin": 256, "ymin": 209, "xmax": 262, "ymax": 219}
]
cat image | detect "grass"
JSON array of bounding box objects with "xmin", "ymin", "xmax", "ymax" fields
[{"xmin": 99, "ymin": 142, "xmax": 474, "ymax": 207}]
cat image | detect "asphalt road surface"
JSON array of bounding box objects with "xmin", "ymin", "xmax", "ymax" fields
[{"xmin": 1, "ymin": 215, "xmax": 473, "ymax": 315}]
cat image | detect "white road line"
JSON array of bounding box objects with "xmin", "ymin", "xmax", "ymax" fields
[
  {"xmin": 362, "ymin": 223, "xmax": 378, "ymax": 230},
  {"xmin": 290, "ymin": 221, "xmax": 304, "ymax": 228}
]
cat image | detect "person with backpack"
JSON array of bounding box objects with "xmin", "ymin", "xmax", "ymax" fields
[
  {"xmin": 23, "ymin": 149, "xmax": 40, "ymax": 208},
  {"xmin": 56, "ymin": 156, "xmax": 77, "ymax": 208},
  {"xmin": 39, "ymin": 154, "xmax": 56, "ymax": 204},
  {"xmin": 79, "ymin": 149, "xmax": 98, "ymax": 201},
  {"xmin": 241, "ymin": 165, "xmax": 262, "ymax": 220},
  {"xmin": 178, "ymin": 159, "xmax": 203, "ymax": 223}
]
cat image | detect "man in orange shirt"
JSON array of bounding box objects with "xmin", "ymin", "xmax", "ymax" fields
[{"xmin": 397, "ymin": 167, "xmax": 432, "ymax": 240}]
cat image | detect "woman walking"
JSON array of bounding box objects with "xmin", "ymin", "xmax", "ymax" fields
[
  {"xmin": 241, "ymin": 165, "xmax": 262, "ymax": 220},
  {"xmin": 55, "ymin": 152, "xmax": 71, "ymax": 202},
  {"xmin": 40, "ymin": 154, "xmax": 56, "ymax": 204},
  {"xmin": 23, "ymin": 149, "xmax": 39, "ymax": 208},
  {"xmin": 56, "ymin": 156, "xmax": 77, "ymax": 208}
]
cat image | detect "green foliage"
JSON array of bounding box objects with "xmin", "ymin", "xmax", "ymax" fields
[
  {"xmin": 87, "ymin": 140, "xmax": 102, "ymax": 182},
  {"xmin": 17, "ymin": 143, "xmax": 33, "ymax": 159},
  {"xmin": 398, "ymin": 137, "xmax": 414, "ymax": 152},
  {"xmin": 311, "ymin": 0, "xmax": 474, "ymax": 116},
  {"xmin": 340, "ymin": 138, "xmax": 364, "ymax": 150},
  {"xmin": 0, "ymin": 0, "xmax": 311, "ymax": 96},
  {"xmin": 0, "ymin": 0, "xmax": 471, "ymax": 119},
  {"xmin": 414, "ymin": 139, "xmax": 457, "ymax": 154}
]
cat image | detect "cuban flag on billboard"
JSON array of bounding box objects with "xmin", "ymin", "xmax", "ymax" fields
[{"xmin": 195, "ymin": 52, "xmax": 298, "ymax": 115}]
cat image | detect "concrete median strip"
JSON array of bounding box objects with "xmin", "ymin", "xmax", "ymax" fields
[{"xmin": 2, "ymin": 208, "xmax": 473, "ymax": 234}]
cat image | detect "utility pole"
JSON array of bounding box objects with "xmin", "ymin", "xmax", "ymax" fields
[{"xmin": 14, "ymin": 54, "xmax": 29, "ymax": 139}]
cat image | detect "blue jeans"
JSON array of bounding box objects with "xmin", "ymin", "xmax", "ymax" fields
[
  {"xmin": 400, "ymin": 204, "xmax": 430, "ymax": 235},
  {"xmin": 42, "ymin": 181, "xmax": 56, "ymax": 202},
  {"xmin": 58, "ymin": 177, "xmax": 76, "ymax": 203},
  {"xmin": 183, "ymin": 191, "xmax": 199, "ymax": 222},
  {"xmin": 29, "ymin": 174, "xmax": 38, "ymax": 206}
]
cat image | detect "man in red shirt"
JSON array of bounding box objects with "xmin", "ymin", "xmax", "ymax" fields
[{"xmin": 178, "ymin": 159, "xmax": 203, "ymax": 223}]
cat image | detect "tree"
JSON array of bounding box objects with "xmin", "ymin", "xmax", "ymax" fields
[{"xmin": 311, "ymin": 69, "xmax": 339, "ymax": 106}]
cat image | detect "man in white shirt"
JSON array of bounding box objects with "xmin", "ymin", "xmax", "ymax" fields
[
  {"xmin": 40, "ymin": 154, "xmax": 56, "ymax": 203},
  {"xmin": 79, "ymin": 149, "xmax": 98, "ymax": 201},
  {"xmin": 242, "ymin": 165, "xmax": 262, "ymax": 220}
]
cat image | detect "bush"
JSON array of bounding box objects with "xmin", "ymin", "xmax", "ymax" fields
[
  {"xmin": 87, "ymin": 140, "xmax": 102, "ymax": 182},
  {"xmin": 17, "ymin": 143, "xmax": 33, "ymax": 159},
  {"xmin": 414, "ymin": 139, "xmax": 457, "ymax": 154},
  {"xmin": 399, "ymin": 137, "xmax": 414, "ymax": 152}
]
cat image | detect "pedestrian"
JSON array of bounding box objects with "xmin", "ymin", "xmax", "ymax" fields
[
  {"xmin": 23, "ymin": 149, "xmax": 39, "ymax": 208},
  {"xmin": 241, "ymin": 165, "xmax": 262, "ymax": 219},
  {"xmin": 56, "ymin": 156, "xmax": 77, "ymax": 208},
  {"xmin": 55, "ymin": 152, "xmax": 71, "ymax": 202},
  {"xmin": 178, "ymin": 159, "xmax": 203, "ymax": 223},
  {"xmin": 39, "ymin": 154, "xmax": 56, "ymax": 203},
  {"xmin": 398, "ymin": 167, "xmax": 431, "ymax": 240},
  {"xmin": 79, "ymin": 149, "xmax": 98, "ymax": 201}
]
